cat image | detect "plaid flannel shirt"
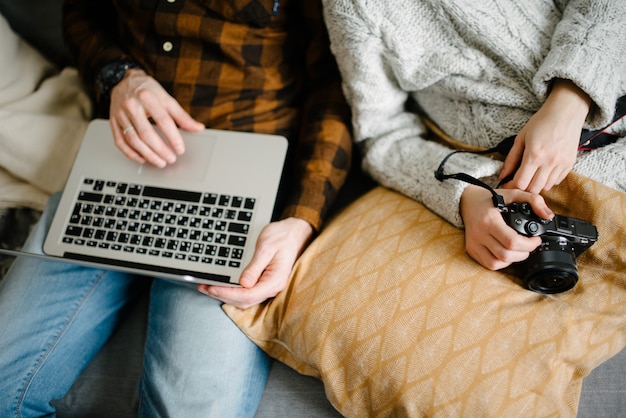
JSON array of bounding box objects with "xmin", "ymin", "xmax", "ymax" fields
[{"xmin": 63, "ymin": 0, "xmax": 352, "ymax": 230}]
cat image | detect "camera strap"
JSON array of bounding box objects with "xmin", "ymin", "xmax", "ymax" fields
[
  {"xmin": 435, "ymin": 95, "xmax": 626, "ymax": 210},
  {"xmin": 434, "ymin": 149, "xmax": 506, "ymax": 210}
]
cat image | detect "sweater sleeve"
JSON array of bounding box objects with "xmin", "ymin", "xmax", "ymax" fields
[
  {"xmin": 534, "ymin": 0, "xmax": 626, "ymax": 128},
  {"xmin": 62, "ymin": 0, "xmax": 134, "ymax": 100},
  {"xmin": 323, "ymin": 0, "xmax": 502, "ymax": 228}
]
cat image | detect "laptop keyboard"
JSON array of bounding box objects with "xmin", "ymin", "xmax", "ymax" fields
[{"xmin": 62, "ymin": 178, "xmax": 256, "ymax": 268}]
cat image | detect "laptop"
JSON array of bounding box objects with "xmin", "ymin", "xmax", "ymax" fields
[{"xmin": 4, "ymin": 119, "xmax": 288, "ymax": 286}]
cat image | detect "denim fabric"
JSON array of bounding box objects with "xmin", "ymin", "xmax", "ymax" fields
[{"xmin": 0, "ymin": 194, "xmax": 270, "ymax": 417}]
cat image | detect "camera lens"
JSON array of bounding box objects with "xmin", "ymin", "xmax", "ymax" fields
[{"xmin": 522, "ymin": 237, "xmax": 578, "ymax": 294}]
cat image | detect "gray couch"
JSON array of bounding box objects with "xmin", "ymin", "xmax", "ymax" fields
[{"xmin": 1, "ymin": 1, "xmax": 625, "ymax": 416}]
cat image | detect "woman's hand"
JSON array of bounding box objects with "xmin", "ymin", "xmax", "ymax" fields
[
  {"xmin": 499, "ymin": 79, "xmax": 590, "ymax": 193},
  {"xmin": 108, "ymin": 69, "xmax": 205, "ymax": 167},
  {"xmin": 460, "ymin": 185, "xmax": 554, "ymax": 270}
]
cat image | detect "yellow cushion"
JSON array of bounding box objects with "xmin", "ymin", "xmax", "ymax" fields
[{"xmin": 224, "ymin": 172, "xmax": 626, "ymax": 417}]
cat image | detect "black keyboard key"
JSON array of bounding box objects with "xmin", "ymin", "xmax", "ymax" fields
[
  {"xmin": 128, "ymin": 184, "xmax": 142, "ymax": 195},
  {"xmin": 231, "ymin": 196, "xmax": 244, "ymax": 208},
  {"xmin": 218, "ymin": 195, "xmax": 231, "ymax": 206},
  {"xmin": 228, "ymin": 222, "xmax": 248, "ymax": 234},
  {"xmin": 78, "ymin": 192, "xmax": 103, "ymax": 203},
  {"xmin": 72, "ymin": 203, "xmax": 82, "ymax": 215},
  {"xmin": 237, "ymin": 211, "xmax": 252, "ymax": 222},
  {"xmin": 218, "ymin": 246, "xmax": 230, "ymax": 258},
  {"xmin": 116, "ymin": 183, "xmax": 128, "ymax": 194},
  {"xmin": 142, "ymin": 186, "xmax": 201, "ymax": 203},
  {"xmin": 65, "ymin": 226, "xmax": 83, "ymax": 237},
  {"xmin": 228, "ymin": 235, "xmax": 247, "ymax": 247},
  {"xmin": 203, "ymin": 193, "xmax": 217, "ymax": 204},
  {"xmin": 215, "ymin": 233, "xmax": 227, "ymax": 244},
  {"xmin": 244, "ymin": 198, "xmax": 256, "ymax": 210},
  {"xmin": 94, "ymin": 180, "xmax": 105, "ymax": 191}
]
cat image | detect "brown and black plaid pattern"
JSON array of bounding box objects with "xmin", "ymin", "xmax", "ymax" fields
[{"xmin": 63, "ymin": 0, "xmax": 352, "ymax": 230}]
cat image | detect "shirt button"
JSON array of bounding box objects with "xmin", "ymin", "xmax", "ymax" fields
[{"xmin": 162, "ymin": 41, "xmax": 173, "ymax": 52}]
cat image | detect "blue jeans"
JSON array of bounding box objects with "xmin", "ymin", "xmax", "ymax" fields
[{"xmin": 0, "ymin": 194, "xmax": 271, "ymax": 417}]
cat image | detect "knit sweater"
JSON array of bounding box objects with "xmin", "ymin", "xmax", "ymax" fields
[{"xmin": 323, "ymin": 0, "xmax": 626, "ymax": 227}]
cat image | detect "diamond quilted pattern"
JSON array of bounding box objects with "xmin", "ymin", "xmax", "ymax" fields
[{"xmin": 225, "ymin": 171, "xmax": 626, "ymax": 417}]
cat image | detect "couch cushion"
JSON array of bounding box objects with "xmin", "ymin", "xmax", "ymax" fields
[
  {"xmin": 225, "ymin": 171, "xmax": 626, "ymax": 417},
  {"xmin": 578, "ymin": 345, "xmax": 626, "ymax": 418}
]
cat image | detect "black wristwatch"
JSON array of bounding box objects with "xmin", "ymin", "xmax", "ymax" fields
[{"xmin": 96, "ymin": 58, "xmax": 143, "ymax": 99}]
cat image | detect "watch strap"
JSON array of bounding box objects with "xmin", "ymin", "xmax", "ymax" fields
[{"xmin": 96, "ymin": 58, "xmax": 143, "ymax": 99}]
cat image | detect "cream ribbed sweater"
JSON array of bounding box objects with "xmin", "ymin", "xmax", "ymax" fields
[{"xmin": 323, "ymin": 0, "xmax": 626, "ymax": 226}]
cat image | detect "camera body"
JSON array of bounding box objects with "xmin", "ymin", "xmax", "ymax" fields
[{"xmin": 501, "ymin": 202, "xmax": 598, "ymax": 294}]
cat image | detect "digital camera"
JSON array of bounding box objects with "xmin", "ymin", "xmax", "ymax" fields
[{"xmin": 501, "ymin": 202, "xmax": 598, "ymax": 294}]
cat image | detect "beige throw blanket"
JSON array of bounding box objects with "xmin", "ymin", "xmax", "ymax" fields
[{"xmin": 0, "ymin": 13, "xmax": 91, "ymax": 210}]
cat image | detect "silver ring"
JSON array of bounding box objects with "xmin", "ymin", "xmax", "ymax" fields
[{"xmin": 122, "ymin": 125, "xmax": 135, "ymax": 135}]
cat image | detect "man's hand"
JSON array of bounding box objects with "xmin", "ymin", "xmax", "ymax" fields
[
  {"xmin": 460, "ymin": 185, "xmax": 553, "ymax": 271},
  {"xmin": 499, "ymin": 79, "xmax": 590, "ymax": 193},
  {"xmin": 197, "ymin": 217, "xmax": 314, "ymax": 309},
  {"xmin": 108, "ymin": 69, "xmax": 205, "ymax": 167}
]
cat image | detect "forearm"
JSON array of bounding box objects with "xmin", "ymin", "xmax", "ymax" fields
[
  {"xmin": 62, "ymin": 0, "xmax": 127, "ymax": 96},
  {"xmin": 279, "ymin": 1, "xmax": 352, "ymax": 231},
  {"xmin": 362, "ymin": 133, "xmax": 503, "ymax": 228},
  {"xmin": 534, "ymin": 0, "xmax": 626, "ymax": 127}
]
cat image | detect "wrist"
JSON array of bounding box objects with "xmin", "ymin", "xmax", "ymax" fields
[
  {"xmin": 546, "ymin": 79, "xmax": 591, "ymax": 120},
  {"xmin": 283, "ymin": 217, "xmax": 314, "ymax": 248},
  {"xmin": 96, "ymin": 58, "xmax": 144, "ymax": 99}
]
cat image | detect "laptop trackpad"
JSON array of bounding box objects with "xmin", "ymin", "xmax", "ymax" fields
[{"xmin": 134, "ymin": 133, "xmax": 215, "ymax": 182}]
